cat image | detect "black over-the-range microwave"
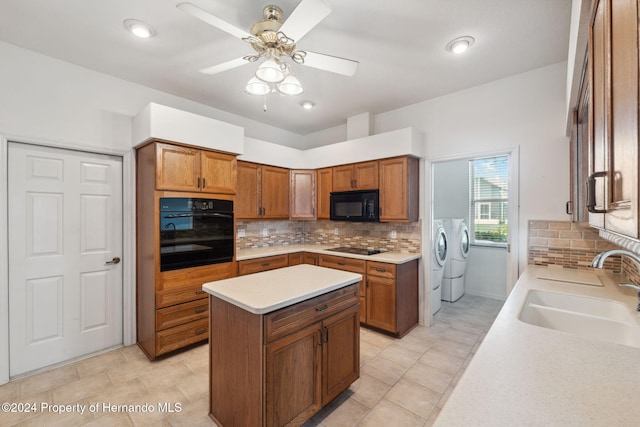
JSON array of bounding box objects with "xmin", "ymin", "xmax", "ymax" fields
[{"xmin": 330, "ymin": 189, "xmax": 379, "ymax": 222}]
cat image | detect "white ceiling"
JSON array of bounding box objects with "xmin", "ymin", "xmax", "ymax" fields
[{"xmin": 0, "ymin": 0, "xmax": 571, "ymax": 136}]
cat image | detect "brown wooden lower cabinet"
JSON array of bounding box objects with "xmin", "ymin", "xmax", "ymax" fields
[
  {"xmin": 209, "ymin": 283, "xmax": 360, "ymax": 427},
  {"xmin": 238, "ymin": 254, "xmax": 289, "ymax": 275},
  {"xmin": 318, "ymin": 255, "xmax": 418, "ymax": 337}
]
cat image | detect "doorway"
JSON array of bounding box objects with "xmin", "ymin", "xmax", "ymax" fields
[
  {"xmin": 7, "ymin": 142, "xmax": 123, "ymax": 376},
  {"xmin": 430, "ymin": 149, "xmax": 518, "ymax": 309}
]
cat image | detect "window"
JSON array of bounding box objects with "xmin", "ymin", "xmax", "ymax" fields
[{"xmin": 469, "ymin": 155, "xmax": 509, "ymax": 246}]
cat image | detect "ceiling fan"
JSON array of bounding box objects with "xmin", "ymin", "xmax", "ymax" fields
[{"xmin": 177, "ymin": 0, "xmax": 359, "ymax": 97}]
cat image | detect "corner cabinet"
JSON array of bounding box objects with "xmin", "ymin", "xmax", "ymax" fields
[
  {"xmin": 586, "ymin": 0, "xmax": 639, "ymax": 239},
  {"xmin": 290, "ymin": 169, "xmax": 316, "ymax": 220},
  {"xmin": 209, "ymin": 283, "xmax": 360, "ymax": 427},
  {"xmin": 379, "ymin": 156, "xmax": 419, "ymax": 222},
  {"xmin": 237, "ymin": 161, "xmax": 290, "ymax": 219},
  {"xmin": 155, "ymin": 142, "xmax": 237, "ymax": 194}
]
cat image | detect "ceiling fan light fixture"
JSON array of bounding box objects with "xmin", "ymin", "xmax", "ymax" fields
[
  {"xmin": 277, "ymin": 75, "xmax": 303, "ymax": 95},
  {"xmin": 446, "ymin": 36, "xmax": 475, "ymax": 54},
  {"xmin": 244, "ymin": 77, "xmax": 271, "ymax": 95},
  {"xmin": 123, "ymin": 19, "xmax": 156, "ymax": 38},
  {"xmin": 255, "ymin": 59, "xmax": 286, "ymax": 83}
]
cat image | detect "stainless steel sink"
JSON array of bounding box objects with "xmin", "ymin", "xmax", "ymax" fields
[{"xmin": 519, "ymin": 290, "xmax": 640, "ymax": 348}]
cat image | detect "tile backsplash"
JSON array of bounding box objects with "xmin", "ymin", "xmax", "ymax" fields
[
  {"xmin": 528, "ymin": 220, "xmax": 621, "ymax": 271},
  {"xmin": 236, "ymin": 219, "xmax": 421, "ymax": 253},
  {"xmin": 528, "ymin": 220, "xmax": 640, "ymax": 288}
]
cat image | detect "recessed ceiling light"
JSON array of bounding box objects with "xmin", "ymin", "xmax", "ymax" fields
[
  {"xmin": 446, "ymin": 36, "xmax": 475, "ymax": 54},
  {"xmin": 301, "ymin": 101, "xmax": 315, "ymax": 110},
  {"xmin": 123, "ymin": 19, "xmax": 156, "ymax": 38}
]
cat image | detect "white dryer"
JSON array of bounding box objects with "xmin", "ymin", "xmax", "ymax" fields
[
  {"xmin": 440, "ymin": 219, "xmax": 469, "ymax": 302},
  {"xmin": 431, "ymin": 220, "xmax": 448, "ymax": 315}
]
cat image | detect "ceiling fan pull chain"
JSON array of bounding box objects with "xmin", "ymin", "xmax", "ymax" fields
[{"xmin": 263, "ymin": 95, "xmax": 268, "ymax": 112}]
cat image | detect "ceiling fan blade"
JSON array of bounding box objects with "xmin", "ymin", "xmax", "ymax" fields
[
  {"xmin": 279, "ymin": 0, "xmax": 331, "ymax": 42},
  {"xmin": 199, "ymin": 57, "xmax": 249, "ymax": 75},
  {"xmin": 177, "ymin": 2, "xmax": 250, "ymax": 40},
  {"xmin": 303, "ymin": 51, "xmax": 359, "ymax": 76}
]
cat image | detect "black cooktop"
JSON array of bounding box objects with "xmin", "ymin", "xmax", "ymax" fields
[{"xmin": 327, "ymin": 246, "xmax": 385, "ymax": 256}]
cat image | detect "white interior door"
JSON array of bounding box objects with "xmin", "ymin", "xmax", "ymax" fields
[{"xmin": 8, "ymin": 142, "xmax": 123, "ymax": 376}]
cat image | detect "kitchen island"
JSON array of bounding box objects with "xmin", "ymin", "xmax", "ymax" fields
[
  {"xmin": 202, "ymin": 264, "xmax": 362, "ymax": 427},
  {"xmin": 435, "ymin": 265, "xmax": 640, "ymax": 426}
]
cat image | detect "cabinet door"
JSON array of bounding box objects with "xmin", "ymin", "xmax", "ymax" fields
[
  {"xmin": 290, "ymin": 170, "xmax": 316, "ymax": 220},
  {"xmin": 262, "ymin": 165, "xmax": 290, "ymax": 219},
  {"xmin": 353, "ymin": 160, "xmax": 379, "ymax": 190},
  {"xmin": 332, "ymin": 165, "xmax": 355, "ymax": 191},
  {"xmin": 303, "ymin": 252, "xmax": 319, "ymax": 265},
  {"xmin": 289, "ymin": 252, "xmax": 304, "ymax": 266},
  {"xmin": 236, "ymin": 161, "xmax": 261, "ymax": 219},
  {"xmin": 155, "ymin": 143, "xmax": 200, "ymax": 191},
  {"xmin": 606, "ymin": 0, "xmax": 638, "ymax": 238},
  {"xmin": 366, "ymin": 276, "xmax": 397, "ymax": 333},
  {"xmin": 321, "ymin": 305, "xmax": 359, "ymax": 405},
  {"xmin": 265, "ymin": 323, "xmax": 322, "ymax": 427},
  {"xmin": 200, "ymin": 151, "xmax": 237, "ymax": 194},
  {"xmin": 589, "ymin": 0, "xmax": 608, "ymax": 229},
  {"xmin": 379, "ymin": 156, "xmax": 418, "ymax": 222},
  {"xmin": 316, "ymin": 167, "xmax": 333, "ymax": 219}
]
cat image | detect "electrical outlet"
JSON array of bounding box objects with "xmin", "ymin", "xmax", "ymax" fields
[
  {"xmin": 262, "ymin": 228, "xmax": 268, "ymax": 237},
  {"xmin": 390, "ymin": 230, "xmax": 397, "ymax": 239},
  {"xmin": 334, "ymin": 227, "xmax": 339, "ymax": 235},
  {"xmin": 237, "ymin": 228, "xmax": 245, "ymax": 238}
]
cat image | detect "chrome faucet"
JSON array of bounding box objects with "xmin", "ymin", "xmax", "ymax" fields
[
  {"xmin": 591, "ymin": 249, "xmax": 640, "ymax": 269},
  {"xmin": 591, "ymin": 249, "xmax": 640, "ymax": 311}
]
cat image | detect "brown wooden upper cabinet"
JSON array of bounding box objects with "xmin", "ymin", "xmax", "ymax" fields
[
  {"xmin": 155, "ymin": 142, "xmax": 237, "ymax": 194},
  {"xmin": 332, "ymin": 161, "xmax": 379, "ymax": 192},
  {"xmin": 316, "ymin": 167, "xmax": 333, "ymax": 219},
  {"xmin": 290, "ymin": 169, "xmax": 316, "ymax": 220},
  {"xmin": 586, "ymin": 0, "xmax": 639, "ymax": 238},
  {"xmin": 379, "ymin": 156, "xmax": 419, "ymax": 222},
  {"xmin": 236, "ymin": 161, "xmax": 289, "ymax": 219}
]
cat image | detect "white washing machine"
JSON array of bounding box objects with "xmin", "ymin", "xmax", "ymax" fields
[
  {"xmin": 431, "ymin": 220, "xmax": 448, "ymax": 315},
  {"xmin": 440, "ymin": 219, "xmax": 469, "ymax": 302}
]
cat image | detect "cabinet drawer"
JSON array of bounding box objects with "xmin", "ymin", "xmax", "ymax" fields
[
  {"xmin": 318, "ymin": 255, "xmax": 366, "ymax": 274},
  {"xmin": 367, "ymin": 261, "xmax": 396, "ymax": 279},
  {"xmin": 158, "ymin": 262, "xmax": 235, "ymax": 291},
  {"xmin": 238, "ymin": 254, "xmax": 289, "ymax": 276},
  {"xmin": 156, "ymin": 299, "xmax": 208, "ymax": 330},
  {"xmin": 156, "ymin": 318, "xmax": 208, "ymax": 356},
  {"xmin": 156, "ymin": 284, "xmax": 207, "ymax": 309},
  {"xmin": 264, "ymin": 283, "xmax": 359, "ymax": 343}
]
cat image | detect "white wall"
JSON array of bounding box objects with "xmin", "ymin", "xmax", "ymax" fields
[
  {"xmin": 0, "ymin": 41, "xmax": 304, "ymax": 151},
  {"xmin": 375, "ymin": 61, "xmax": 570, "ymax": 277}
]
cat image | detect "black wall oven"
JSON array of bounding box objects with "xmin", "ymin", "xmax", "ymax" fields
[{"xmin": 159, "ymin": 197, "xmax": 234, "ymax": 272}]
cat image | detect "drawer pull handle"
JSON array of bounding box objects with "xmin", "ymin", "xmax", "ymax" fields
[
  {"xmin": 195, "ymin": 307, "xmax": 207, "ymax": 314},
  {"xmin": 261, "ymin": 262, "xmax": 270, "ymax": 267},
  {"xmin": 195, "ymin": 290, "xmax": 205, "ymax": 295},
  {"xmin": 195, "ymin": 328, "xmax": 207, "ymax": 335},
  {"xmin": 316, "ymin": 304, "xmax": 329, "ymax": 312},
  {"xmin": 375, "ymin": 268, "xmax": 386, "ymax": 272},
  {"xmin": 337, "ymin": 261, "xmax": 345, "ymax": 266}
]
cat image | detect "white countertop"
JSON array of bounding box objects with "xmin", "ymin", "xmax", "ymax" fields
[
  {"xmin": 435, "ymin": 265, "xmax": 640, "ymax": 426},
  {"xmin": 202, "ymin": 264, "xmax": 362, "ymax": 314},
  {"xmin": 236, "ymin": 244, "xmax": 421, "ymax": 264}
]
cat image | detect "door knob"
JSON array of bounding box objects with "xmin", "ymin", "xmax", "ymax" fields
[{"xmin": 105, "ymin": 257, "xmax": 121, "ymax": 265}]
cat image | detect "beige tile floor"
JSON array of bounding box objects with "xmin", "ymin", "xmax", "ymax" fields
[{"xmin": 0, "ymin": 294, "xmax": 502, "ymax": 426}]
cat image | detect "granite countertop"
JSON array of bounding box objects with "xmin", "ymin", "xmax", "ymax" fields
[
  {"xmin": 236, "ymin": 244, "xmax": 421, "ymax": 264},
  {"xmin": 202, "ymin": 264, "xmax": 362, "ymax": 314},
  {"xmin": 435, "ymin": 265, "xmax": 640, "ymax": 426}
]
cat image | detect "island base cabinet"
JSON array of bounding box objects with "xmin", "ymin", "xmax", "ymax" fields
[
  {"xmin": 209, "ymin": 284, "xmax": 360, "ymax": 427},
  {"xmin": 265, "ymin": 324, "xmax": 322, "ymax": 427}
]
